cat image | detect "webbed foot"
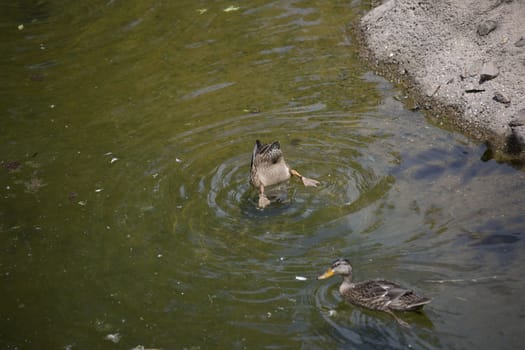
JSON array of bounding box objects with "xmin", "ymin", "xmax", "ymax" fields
[
  {"xmin": 258, "ymin": 195, "xmax": 271, "ymax": 209},
  {"xmin": 301, "ymin": 176, "xmax": 320, "ymax": 187}
]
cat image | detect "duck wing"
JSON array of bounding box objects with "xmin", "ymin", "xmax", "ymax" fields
[
  {"xmin": 250, "ymin": 140, "xmax": 262, "ymax": 171},
  {"xmin": 362, "ymin": 279, "xmax": 431, "ymax": 311},
  {"xmin": 349, "ymin": 279, "xmax": 429, "ymax": 311}
]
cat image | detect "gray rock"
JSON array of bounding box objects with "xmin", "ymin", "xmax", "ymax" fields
[
  {"xmin": 360, "ymin": 0, "xmax": 525, "ymax": 158},
  {"xmin": 477, "ymin": 20, "xmax": 497, "ymax": 36},
  {"xmin": 479, "ymin": 61, "xmax": 499, "ymax": 83}
]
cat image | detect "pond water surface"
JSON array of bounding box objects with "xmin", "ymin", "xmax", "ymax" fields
[{"xmin": 1, "ymin": 1, "xmax": 525, "ymax": 349}]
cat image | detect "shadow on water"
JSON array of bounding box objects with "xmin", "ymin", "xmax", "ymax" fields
[{"xmin": 1, "ymin": 0, "xmax": 525, "ymax": 349}]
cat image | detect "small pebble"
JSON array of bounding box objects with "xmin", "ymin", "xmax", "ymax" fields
[
  {"xmin": 509, "ymin": 109, "xmax": 525, "ymax": 127},
  {"xmin": 479, "ymin": 61, "xmax": 499, "ymax": 84},
  {"xmin": 514, "ymin": 37, "xmax": 525, "ymax": 47},
  {"xmin": 493, "ymin": 92, "xmax": 510, "ymax": 104},
  {"xmin": 477, "ymin": 20, "xmax": 497, "ymax": 36}
]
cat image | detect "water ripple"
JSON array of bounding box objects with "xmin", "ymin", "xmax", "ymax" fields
[{"xmin": 159, "ymin": 108, "xmax": 393, "ymax": 242}]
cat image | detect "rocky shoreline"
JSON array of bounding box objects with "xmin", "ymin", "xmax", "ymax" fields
[{"xmin": 358, "ymin": 0, "xmax": 525, "ymax": 160}]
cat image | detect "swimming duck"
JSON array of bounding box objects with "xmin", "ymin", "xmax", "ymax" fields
[
  {"xmin": 250, "ymin": 140, "xmax": 319, "ymax": 208},
  {"xmin": 318, "ymin": 258, "xmax": 431, "ymax": 327}
]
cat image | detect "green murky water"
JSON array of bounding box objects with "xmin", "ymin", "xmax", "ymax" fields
[{"xmin": 1, "ymin": 1, "xmax": 525, "ymax": 349}]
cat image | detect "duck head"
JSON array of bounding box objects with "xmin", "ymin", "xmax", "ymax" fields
[{"xmin": 318, "ymin": 258, "xmax": 353, "ymax": 279}]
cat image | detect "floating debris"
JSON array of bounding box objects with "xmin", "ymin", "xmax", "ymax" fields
[
  {"xmin": 175, "ymin": 158, "xmax": 182, "ymax": 163},
  {"xmin": 223, "ymin": 5, "xmax": 240, "ymax": 12},
  {"xmin": 110, "ymin": 157, "xmax": 118, "ymax": 164},
  {"xmin": 78, "ymin": 201, "xmax": 87, "ymax": 206},
  {"xmin": 196, "ymin": 8, "xmax": 208, "ymax": 14},
  {"xmin": 295, "ymin": 276, "xmax": 308, "ymax": 281},
  {"xmin": 25, "ymin": 177, "xmax": 46, "ymax": 192},
  {"xmin": 18, "ymin": 24, "xmax": 24, "ymax": 30},
  {"xmin": 95, "ymin": 188, "xmax": 103, "ymax": 193},
  {"xmin": 2, "ymin": 161, "xmax": 21, "ymax": 171},
  {"xmin": 104, "ymin": 333, "xmax": 121, "ymax": 343}
]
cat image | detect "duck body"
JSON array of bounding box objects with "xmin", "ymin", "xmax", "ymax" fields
[
  {"xmin": 339, "ymin": 279, "xmax": 431, "ymax": 312},
  {"xmin": 250, "ymin": 140, "xmax": 319, "ymax": 208},
  {"xmin": 318, "ymin": 258, "xmax": 431, "ymax": 327}
]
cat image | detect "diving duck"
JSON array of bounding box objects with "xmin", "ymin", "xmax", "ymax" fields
[
  {"xmin": 318, "ymin": 258, "xmax": 431, "ymax": 327},
  {"xmin": 250, "ymin": 140, "xmax": 319, "ymax": 208}
]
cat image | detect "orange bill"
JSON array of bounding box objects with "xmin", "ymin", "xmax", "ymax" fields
[{"xmin": 317, "ymin": 268, "xmax": 335, "ymax": 280}]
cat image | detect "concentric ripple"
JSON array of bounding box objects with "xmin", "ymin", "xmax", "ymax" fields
[{"xmin": 154, "ymin": 107, "xmax": 395, "ymax": 240}]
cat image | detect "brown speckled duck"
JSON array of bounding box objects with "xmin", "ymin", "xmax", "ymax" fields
[
  {"xmin": 318, "ymin": 258, "xmax": 431, "ymax": 327},
  {"xmin": 250, "ymin": 140, "xmax": 319, "ymax": 208}
]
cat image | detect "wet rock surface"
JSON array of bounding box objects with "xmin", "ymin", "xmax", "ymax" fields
[{"xmin": 359, "ymin": 0, "xmax": 525, "ymax": 159}]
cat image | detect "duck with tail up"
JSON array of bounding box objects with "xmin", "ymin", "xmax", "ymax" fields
[
  {"xmin": 318, "ymin": 258, "xmax": 432, "ymax": 327},
  {"xmin": 249, "ymin": 140, "xmax": 319, "ymax": 209}
]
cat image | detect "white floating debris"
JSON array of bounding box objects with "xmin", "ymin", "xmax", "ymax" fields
[
  {"xmin": 223, "ymin": 5, "xmax": 240, "ymax": 12},
  {"xmin": 196, "ymin": 8, "xmax": 208, "ymax": 14},
  {"xmin": 104, "ymin": 333, "xmax": 121, "ymax": 343},
  {"xmin": 157, "ymin": 254, "xmax": 163, "ymax": 258},
  {"xmin": 175, "ymin": 158, "xmax": 182, "ymax": 163},
  {"xmin": 328, "ymin": 310, "xmax": 337, "ymax": 317},
  {"xmin": 78, "ymin": 201, "xmax": 87, "ymax": 206},
  {"xmin": 50, "ymin": 104, "xmax": 55, "ymax": 109},
  {"xmin": 104, "ymin": 152, "xmax": 113, "ymax": 156},
  {"xmin": 295, "ymin": 276, "xmax": 307, "ymax": 281},
  {"xmin": 95, "ymin": 188, "xmax": 103, "ymax": 193},
  {"xmin": 152, "ymin": 173, "xmax": 159, "ymax": 178},
  {"xmin": 18, "ymin": 24, "xmax": 24, "ymax": 30},
  {"xmin": 110, "ymin": 157, "xmax": 118, "ymax": 164}
]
